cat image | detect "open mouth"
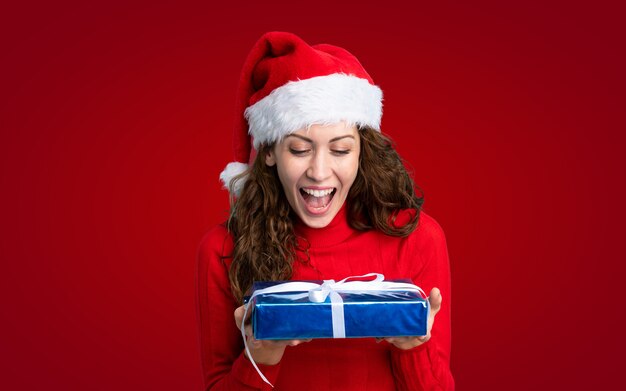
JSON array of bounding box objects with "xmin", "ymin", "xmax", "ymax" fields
[{"xmin": 299, "ymin": 187, "xmax": 337, "ymax": 211}]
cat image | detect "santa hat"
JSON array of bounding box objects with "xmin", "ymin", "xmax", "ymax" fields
[{"xmin": 220, "ymin": 31, "xmax": 383, "ymax": 195}]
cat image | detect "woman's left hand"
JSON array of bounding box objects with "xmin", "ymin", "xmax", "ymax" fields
[{"xmin": 380, "ymin": 287, "xmax": 442, "ymax": 350}]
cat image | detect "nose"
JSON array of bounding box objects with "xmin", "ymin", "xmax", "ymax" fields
[{"xmin": 306, "ymin": 151, "xmax": 332, "ymax": 182}]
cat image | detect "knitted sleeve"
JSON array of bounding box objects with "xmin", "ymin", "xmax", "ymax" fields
[
  {"xmin": 390, "ymin": 213, "xmax": 455, "ymax": 390},
  {"xmin": 196, "ymin": 224, "xmax": 281, "ymax": 391}
]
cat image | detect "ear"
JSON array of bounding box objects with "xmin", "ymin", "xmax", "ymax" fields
[{"xmin": 265, "ymin": 149, "xmax": 276, "ymax": 166}]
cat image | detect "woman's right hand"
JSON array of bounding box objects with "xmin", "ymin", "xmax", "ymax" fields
[{"xmin": 234, "ymin": 305, "xmax": 311, "ymax": 365}]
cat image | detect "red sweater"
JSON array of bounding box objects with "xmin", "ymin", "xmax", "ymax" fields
[{"xmin": 196, "ymin": 207, "xmax": 454, "ymax": 390}]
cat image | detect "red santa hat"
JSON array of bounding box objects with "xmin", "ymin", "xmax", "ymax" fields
[{"xmin": 220, "ymin": 31, "xmax": 383, "ymax": 194}]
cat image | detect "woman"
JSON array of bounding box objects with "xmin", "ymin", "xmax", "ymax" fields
[{"xmin": 197, "ymin": 32, "xmax": 454, "ymax": 390}]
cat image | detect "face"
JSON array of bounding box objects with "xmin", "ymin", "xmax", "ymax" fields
[{"xmin": 265, "ymin": 122, "xmax": 360, "ymax": 229}]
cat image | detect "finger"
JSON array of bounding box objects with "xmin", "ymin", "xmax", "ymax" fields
[
  {"xmin": 429, "ymin": 287, "xmax": 442, "ymax": 315},
  {"xmin": 385, "ymin": 336, "xmax": 411, "ymax": 343},
  {"xmin": 233, "ymin": 306, "xmax": 245, "ymax": 330},
  {"xmin": 246, "ymin": 333, "xmax": 263, "ymax": 348},
  {"xmin": 287, "ymin": 338, "xmax": 313, "ymax": 346},
  {"xmin": 384, "ymin": 336, "xmax": 425, "ymax": 350},
  {"xmin": 260, "ymin": 339, "xmax": 295, "ymax": 350},
  {"xmin": 244, "ymin": 324, "xmax": 254, "ymax": 338},
  {"xmin": 250, "ymin": 336, "xmax": 297, "ymax": 350}
]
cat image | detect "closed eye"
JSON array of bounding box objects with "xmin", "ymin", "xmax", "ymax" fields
[{"xmin": 289, "ymin": 148, "xmax": 310, "ymax": 156}]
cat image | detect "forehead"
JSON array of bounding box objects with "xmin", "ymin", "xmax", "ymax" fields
[{"xmin": 284, "ymin": 122, "xmax": 359, "ymax": 142}]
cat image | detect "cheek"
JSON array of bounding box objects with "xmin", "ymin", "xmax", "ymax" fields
[
  {"xmin": 342, "ymin": 156, "xmax": 360, "ymax": 187},
  {"xmin": 276, "ymin": 161, "xmax": 302, "ymax": 191}
]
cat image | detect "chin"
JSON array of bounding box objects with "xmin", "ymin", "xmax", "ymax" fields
[{"xmin": 299, "ymin": 214, "xmax": 334, "ymax": 229}]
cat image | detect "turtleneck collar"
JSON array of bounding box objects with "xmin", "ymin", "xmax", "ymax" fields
[{"xmin": 294, "ymin": 203, "xmax": 357, "ymax": 248}]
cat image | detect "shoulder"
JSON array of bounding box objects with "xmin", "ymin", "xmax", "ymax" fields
[
  {"xmin": 197, "ymin": 223, "xmax": 234, "ymax": 264},
  {"xmin": 196, "ymin": 224, "xmax": 236, "ymax": 308},
  {"xmin": 396, "ymin": 209, "xmax": 447, "ymax": 249},
  {"xmin": 415, "ymin": 211, "xmax": 446, "ymax": 243},
  {"xmin": 381, "ymin": 210, "xmax": 449, "ymax": 278},
  {"xmin": 401, "ymin": 210, "xmax": 450, "ymax": 276}
]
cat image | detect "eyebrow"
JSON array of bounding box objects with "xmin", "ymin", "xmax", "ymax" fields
[{"xmin": 285, "ymin": 134, "xmax": 356, "ymax": 143}]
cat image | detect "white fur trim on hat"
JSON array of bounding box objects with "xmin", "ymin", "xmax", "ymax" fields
[
  {"xmin": 244, "ymin": 73, "xmax": 383, "ymax": 149},
  {"xmin": 219, "ymin": 162, "xmax": 249, "ymax": 196}
]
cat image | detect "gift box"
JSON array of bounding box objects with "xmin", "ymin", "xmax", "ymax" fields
[{"xmin": 245, "ymin": 273, "xmax": 429, "ymax": 340}]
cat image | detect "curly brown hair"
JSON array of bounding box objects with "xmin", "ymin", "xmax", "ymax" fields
[{"xmin": 226, "ymin": 127, "xmax": 424, "ymax": 303}]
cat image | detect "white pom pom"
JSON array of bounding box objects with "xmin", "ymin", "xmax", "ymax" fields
[{"xmin": 219, "ymin": 162, "xmax": 249, "ymax": 195}]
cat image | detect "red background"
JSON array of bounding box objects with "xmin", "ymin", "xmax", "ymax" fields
[{"xmin": 1, "ymin": 1, "xmax": 625, "ymax": 390}]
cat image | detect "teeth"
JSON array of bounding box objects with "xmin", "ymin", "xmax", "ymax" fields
[{"xmin": 302, "ymin": 188, "xmax": 334, "ymax": 197}]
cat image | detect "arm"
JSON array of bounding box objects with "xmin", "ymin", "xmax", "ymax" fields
[
  {"xmin": 389, "ymin": 213, "xmax": 455, "ymax": 391},
  {"xmin": 196, "ymin": 225, "xmax": 281, "ymax": 391}
]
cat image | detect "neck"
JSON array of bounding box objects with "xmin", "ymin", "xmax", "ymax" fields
[{"xmin": 294, "ymin": 203, "xmax": 356, "ymax": 247}]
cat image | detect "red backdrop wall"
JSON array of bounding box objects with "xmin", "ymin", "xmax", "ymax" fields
[{"xmin": 1, "ymin": 1, "xmax": 624, "ymax": 390}]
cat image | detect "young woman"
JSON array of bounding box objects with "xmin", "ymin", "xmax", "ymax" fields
[{"xmin": 197, "ymin": 32, "xmax": 454, "ymax": 390}]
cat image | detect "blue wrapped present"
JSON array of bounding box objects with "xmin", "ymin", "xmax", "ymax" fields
[{"xmin": 244, "ymin": 273, "xmax": 429, "ymax": 340}]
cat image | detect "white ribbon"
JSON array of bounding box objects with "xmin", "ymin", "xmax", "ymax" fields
[{"xmin": 240, "ymin": 273, "xmax": 427, "ymax": 388}]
